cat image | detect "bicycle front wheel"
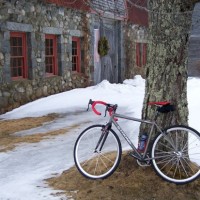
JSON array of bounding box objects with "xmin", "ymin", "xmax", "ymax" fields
[
  {"xmin": 151, "ymin": 125, "xmax": 200, "ymax": 184},
  {"xmin": 74, "ymin": 125, "xmax": 122, "ymax": 179}
]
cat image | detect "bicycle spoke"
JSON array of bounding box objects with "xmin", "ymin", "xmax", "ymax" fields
[
  {"xmin": 154, "ymin": 150, "xmax": 174, "ymax": 155},
  {"xmin": 182, "ymin": 152, "xmax": 200, "ymax": 157},
  {"xmin": 99, "ymin": 152, "xmax": 115, "ymax": 164},
  {"xmin": 172, "ymin": 159, "xmax": 179, "ymax": 178},
  {"xmin": 182, "ymin": 158, "xmax": 195, "ymax": 174},
  {"xmin": 81, "ymin": 157, "xmax": 93, "ymax": 167},
  {"xmin": 99, "ymin": 154, "xmax": 109, "ymax": 170},
  {"xmin": 179, "ymin": 159, "xmax": 189, "ymax": 177},
  {"xmin": 151, "ymin": 126, "xmax": 200, "ymax": 183},
  {"xmin": 74, "ymin": 125, "xmax": 121, "ymax": 179},
  {"xmin": 156, "ymin": 141, "xmax": 175, "ymax": 151},
  {"xmin": 161, "ymin": 157, "xmax": 176, "ymax": 169},
  {"xmin": 94, "ymin": 155, "xmax": 100, "ymax": 175},
  {"xmin": 164, "ymin": 133, "xmax": 176, "ymax": 150},
  {"xmin": 187, "ymin": 145, "xmax": 200, "ymax": 152},
  {"xmin": 85, "ymin": 157, "xmax": 97, "ymax": 173},
  {"xmin": 154, "ymin": 153, "xmax": 176, "ymax": 161}
]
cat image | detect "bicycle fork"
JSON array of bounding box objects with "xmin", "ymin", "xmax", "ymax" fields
[{"xmin": 94, "ymin": 123, "xmax": 111, "ymax": 153}]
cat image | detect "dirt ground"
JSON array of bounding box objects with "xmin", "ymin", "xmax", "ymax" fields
[
  {"xmin": 0, "ymin": 115, "xmax": 200, "ymax": 200},
  {"xmin": 47, "ymin": 153, "xmax": 200, "ymax": 200}
]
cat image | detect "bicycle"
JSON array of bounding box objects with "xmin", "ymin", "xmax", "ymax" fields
[{"xmin": 74, "ymin": 99, "xmax": 200, "ymax": 184}]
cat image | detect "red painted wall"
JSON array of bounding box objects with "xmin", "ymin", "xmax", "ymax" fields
[
  {"xmin": 45, "ymin": 0, "xmax": 90, "ymax": 11},
  {"xmin": 45, "ymin": 0, "xmax": 148, "ymax": 26},
  {"xmin": 127, "ymin": 0, "xmax": 148, "ymax": 26}
]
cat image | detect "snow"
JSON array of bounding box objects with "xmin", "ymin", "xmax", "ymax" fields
[{"xmin": 0, "ymin": 75, "xmax": 199, "ymax": 200}]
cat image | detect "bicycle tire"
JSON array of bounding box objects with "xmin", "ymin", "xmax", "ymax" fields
[
  {"xmin": 74, "ymin": 124, "xmax": 122, "ymax": 179},
  {"xmin": 151, "ymin": 125, "xmax": 200, "ymax": 184}
]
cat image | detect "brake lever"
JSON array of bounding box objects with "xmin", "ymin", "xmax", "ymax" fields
[
  {"xmin": 104, "ymin": 106, "xmax": 108, "ymax": 117},
  {"xmin": 87, "ymin": 99, "xmax": 94, "ymax": 111}
]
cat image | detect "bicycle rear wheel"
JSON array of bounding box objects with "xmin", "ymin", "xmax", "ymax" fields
[
  {"xmin": 151, "ymin": 125, "xmax": 200, "ymax": 184},
  {"xmin": 74, "ymin": 124, "xmax": 122, "ymax": 179}
]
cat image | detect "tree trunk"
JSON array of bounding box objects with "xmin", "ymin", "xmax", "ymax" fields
[{"xmin": 141, "ymin": 0, "xmax": 197, "ymax": 134}]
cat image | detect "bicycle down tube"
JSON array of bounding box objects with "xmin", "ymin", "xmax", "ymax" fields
[
  {"xmin": 74, "ymin": 99, "xmax": 200, "ymax": 183},
  {"xmin": 110, "ymin": 112, "xmax": 162, "ymax": 159}
]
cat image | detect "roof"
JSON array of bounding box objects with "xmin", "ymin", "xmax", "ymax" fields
[
  {"xmin": 45, "ymin": 0, "xmax": 148, "ymax": 26},
  {"xmin": 127, "ymin": 0, "xmax": 148, "ymax": 26},
  {"xmin": 90, "ymin": 0, "xmax": 127, "ymax": 19},
  {"xmin": 45, "ymin": 0, "xmax": 90, "ymax": 11}
]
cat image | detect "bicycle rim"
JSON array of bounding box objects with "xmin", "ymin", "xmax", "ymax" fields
[
  {"xmin": 151, "ymin": 125, "xmax": 200, "ymax": 184},
  {"xmin": 74, "ymin": 125, "xmax": 122, "ymax": 179}
]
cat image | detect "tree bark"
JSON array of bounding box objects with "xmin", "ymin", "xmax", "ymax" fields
[{"xmin": 141, "ymin": 0, "xmax": 197, "ymax": 134}]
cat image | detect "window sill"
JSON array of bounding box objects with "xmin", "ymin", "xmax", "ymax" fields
[
  {"xmin": 45, "ymin": 73, "xmax": 59, "ymax": 78},
  {"xmin": 12, "ymin": 77, "xmax": 27, "ymax": 81}
]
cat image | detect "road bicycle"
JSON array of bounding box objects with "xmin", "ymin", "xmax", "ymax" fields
[{"xmin": 74, "ymin": 99, "xmax": 200, "ymax": 184}]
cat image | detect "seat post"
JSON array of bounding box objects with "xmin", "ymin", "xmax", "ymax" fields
[{"xmin": 153, "ymin": 108, "xmax": 160, "ymax": 122}]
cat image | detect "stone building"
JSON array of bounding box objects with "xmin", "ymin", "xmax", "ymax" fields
[
  {"xmin": 188, "ymin": 2, "xmax": 200, "ymax": 76},
  {"xmin": 0, "ymin": 0, "xmax": 148, "ymax": 114}
]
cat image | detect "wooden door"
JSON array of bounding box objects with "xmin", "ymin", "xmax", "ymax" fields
[{"xmin": 101, "ymin": 19, "xmax": 118, "ymax": 83}]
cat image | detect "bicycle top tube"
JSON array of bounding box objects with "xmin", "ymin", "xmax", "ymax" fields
[{"xmin": 87, "ymin": 99, "xmax": 175, "ymax": 120}]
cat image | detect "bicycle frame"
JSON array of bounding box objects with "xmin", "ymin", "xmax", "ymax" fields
[
  {"xmin": 107, "ymin": 111, "xmax": 163, "ymax": 161},
  {"xmin": 75, "ymin": 100, "xmax": 200, "ymax": 183}
]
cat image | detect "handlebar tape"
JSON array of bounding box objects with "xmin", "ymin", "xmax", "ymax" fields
[{"xmin": 91, "ymin": 101, "xmax": 107, "ymax": 115}]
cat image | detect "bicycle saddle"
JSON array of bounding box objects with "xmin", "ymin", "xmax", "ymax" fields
[
  {"xmin": 148, "ymin": 101, "xmax": 170, "ymax": 106},
  {"xmin": 148, "ymin": 101, "xmax": 175, "ymax": 113}
]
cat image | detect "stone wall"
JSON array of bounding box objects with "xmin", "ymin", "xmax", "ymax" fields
[
  {"xmin": 0, "ymin": 0, "xmax": 92, "ymax": 114},
  {"xmin": 124, "ymin": 23, "xmax": 148, "ymax": 79},
  {"xmin": 188, "ymin": 2, "xmax": 200, "ymax": 77}
]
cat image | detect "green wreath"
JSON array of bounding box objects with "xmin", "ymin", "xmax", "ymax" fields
[{"xmin": 98, "ymin": 37, "xmax": 110, "ymax": 57}]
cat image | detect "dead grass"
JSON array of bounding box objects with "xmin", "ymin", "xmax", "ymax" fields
[
  {"xmin": 0, "ymin": 115, "xmax": 199, "ymax": 200},
  {"xmin": 0, "ymin": 114, "xmax": 81, "ymax": 152},
  {"xmin": 0, "ymin": 114, "xmax": 58, "ymax": 136},
  {"xmin": 47, "ymin": 153, "xmax": 200, "ymax": 200}
]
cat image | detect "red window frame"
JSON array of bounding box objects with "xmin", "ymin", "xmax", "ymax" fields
[
  {"xmin": 10, "ymin": 32, "xmax": 28, "ymax": 79},
  {"xmin": 45, "ymin": 34, "xmax": 58, "ymax": 76},
  {"xmin": 72, "ymin": 37, "xmax": 81, "ymax": 73},
  {"xmin": 136, "ymin": 43, "xmax": 147, "ymax": 67}
]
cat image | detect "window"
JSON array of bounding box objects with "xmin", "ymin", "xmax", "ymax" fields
[
  {"xmin": 136, "ymin": 43, "xmax": 147, "ymax": 67},
  {"xmin": 10, "ymin": 32, "xmax": 27, "ymax": 79},
  {"xmin": 45, "ymin": 34, "xmax": 58, "ymax": 76},
  {"xmin": 72, "ymin": 37, "xmax": 81, "ymax": 72}
]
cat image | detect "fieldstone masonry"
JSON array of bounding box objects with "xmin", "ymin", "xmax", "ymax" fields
[
  {"xmin": 0, "ymin": 1, "xmax": 199, "ymax": 114},
  {"xmin": 0, "ymin": 0, "xmax": 92, "ymax": 114},
  {"xmin": 188, "ymin": 2, "xmax": 200, "ymax": 76},
  {"xmin": 124, "ymin": 24, "xmax": 148, "ymax": 79}
]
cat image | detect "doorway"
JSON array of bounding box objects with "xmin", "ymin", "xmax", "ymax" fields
[{"xmin": 94, "ymin": 18, "xmax": 120, "ymax": 84}]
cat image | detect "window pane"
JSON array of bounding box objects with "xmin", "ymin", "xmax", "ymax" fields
[
  {"xmin": 50, "ymin": 39, "xmax": 53, "ymax": 47},
  {"xmin": 18, "ymin": 47, "xmax": 22, "ymax": 56},
  {"xmin": 11, "ymin": 37, "xmax": 17, "ymax": 46},
  {"xmin": 45, "ymin": 57, "xmax": 53, "ymax": 73},
  {"xmin": 17, "ymin": 37, "xmax": 22, "ymax": 46},
  {"xmin": 72, "ymin": 63, "xmax": 76, "ymax": 71},
  {"xmin": 10, "ymin": 33, "xmax": 27, "ymax": 78},
  {"xmin": 72, "ymin": 38, "xmax": 80, "ymax": 72},
  {"xmin": 18, "ymin": 65, "xmax": 22, "ymax": 76},
  {"xmin": 50, "ymin": 47, "xmax": 53, "ymax": 55},
  {"xmin": 72, "ymin": 41, "xmax": 77, "ymax": 49},
  {"xmin": 45, "ymin": 35, "xmax": 57, "ymax": 75},
  {"xmin": 12, "ymin": 67, "xmax": 18, "ymax": 77},
  {"xmin": 46, "ymin": 39, "xmax": 49, "ymax": 46}
]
